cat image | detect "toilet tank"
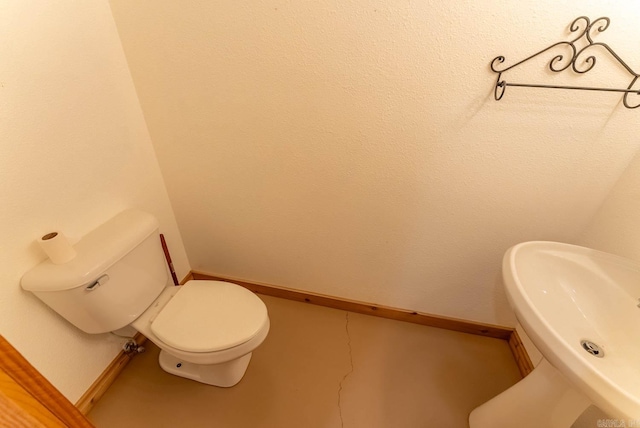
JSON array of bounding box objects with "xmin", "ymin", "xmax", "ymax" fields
[{"xmin": 21, "ymin": 210, "xmax": 170, "ymax": 334}]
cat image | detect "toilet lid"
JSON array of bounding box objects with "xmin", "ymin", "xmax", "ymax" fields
[{"xmin": 151, "ymin": 280, "xmax": 268, "ymax": 353}]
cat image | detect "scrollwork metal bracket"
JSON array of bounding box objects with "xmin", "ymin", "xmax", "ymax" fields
[{"xmin": 491, "ymin": 16, "xmax": 640, "ymax": 109}]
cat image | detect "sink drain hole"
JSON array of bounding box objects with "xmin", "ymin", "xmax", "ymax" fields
[{"xmin": 580, "ymin": 340, "xmax": 604, "ymax": 358}]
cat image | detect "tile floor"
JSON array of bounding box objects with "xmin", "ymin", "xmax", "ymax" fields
[{"xmin": 88, "ymin": 295, "xmax": 523, "ymax": 428}]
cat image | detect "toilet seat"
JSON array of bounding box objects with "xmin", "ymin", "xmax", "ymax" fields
[{"xmin": 150, "ymin": 280, "xmax": 269, "ymax": 353}]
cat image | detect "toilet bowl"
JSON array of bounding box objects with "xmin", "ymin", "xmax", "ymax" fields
[
  {"xmin": 21, "ymin": 209, "xmax": 270, "ymax": 387},
  {"xmin": 132, "ymin": 279, "xmax": 270, "ymax": 386}
]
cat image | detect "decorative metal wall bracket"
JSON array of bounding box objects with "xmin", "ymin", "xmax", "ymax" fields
[{"xmin": 491, "ymin": 16, "xmax": 640, "ymax": 109}]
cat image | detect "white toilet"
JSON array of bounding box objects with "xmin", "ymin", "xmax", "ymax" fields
[{"xmin": 21, "ymin": 209, "xmax": 270, "ymax": 387}]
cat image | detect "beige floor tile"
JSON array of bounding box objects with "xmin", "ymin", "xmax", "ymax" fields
[{"xmin": 88, "ymin": 295, "xmax": 521, "ymax": 428}]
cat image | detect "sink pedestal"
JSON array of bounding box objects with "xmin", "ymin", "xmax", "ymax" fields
[{"xmin": 469, "ymin": 359, "xmax": 591, "ymax": 428}]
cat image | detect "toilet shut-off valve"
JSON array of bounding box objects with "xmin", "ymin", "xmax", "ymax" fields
[{"xmin": 123, "ymin": 339, "xmax": 145, "ymax": 354}]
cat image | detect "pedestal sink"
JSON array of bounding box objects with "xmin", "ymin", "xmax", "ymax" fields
[{"xmin": 469, "ymin": 241, "xmax": 640, "ymax": 428}]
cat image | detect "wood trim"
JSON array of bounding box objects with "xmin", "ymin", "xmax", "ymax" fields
[
  {"xmin": 190, "ymin": 271, "xmax": 513, "ymax": 340},
  {"xmin": 180, "ymin": 271, "xmax": 194, "ymax": 285},
  {"xmin": 508, "ymin": 329, "xmax": 535, "ymax": 377},
  {"xmin": 0, "ymin": 370, "xmax": 66, "ymax": 427},
  {"xmin": 0, "ymin": 335, "xmax": 94, "ymax": 427},
  {"xmin": 191, "ymin": 271, "xmax": 536, "ymax": 378},
  {"xmin": 75, "ymin": 333, "xmax": 147, "ymax": 415}
]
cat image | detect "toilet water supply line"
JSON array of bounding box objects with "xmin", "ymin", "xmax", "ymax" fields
[{"xmin": 110, "ymin": 331, "xmax": 145, "ymax": 354}]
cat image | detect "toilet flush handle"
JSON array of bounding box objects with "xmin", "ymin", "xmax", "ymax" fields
[{"xmin": 86, "ymin": 274, "xmax": 109, "ymax": 291}]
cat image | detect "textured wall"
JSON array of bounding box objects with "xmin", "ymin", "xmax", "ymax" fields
[
  {"xmin": 109, "ymin": 0, "xmax": 640, "ymax": 326},
  {"xmin": 579, "ymin": 149, "xmax": 640, "ymax": 260},
  {"xmin": 0, "ymin": 1, "xmax": 190, "ymax": 401}
]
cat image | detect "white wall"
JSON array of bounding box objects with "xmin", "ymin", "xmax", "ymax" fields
[
  {"xmin": 109, "ymin": 0, "xmax": 640, "ymax": 326},
  {"xmin": 579, "ymin": 148, "xmax": 640, "ymax": 261},
  {"xmin": 0, "ymin": 1, "xmax": 190, "ymax": 401}
]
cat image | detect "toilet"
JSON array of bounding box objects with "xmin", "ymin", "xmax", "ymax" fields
[{"xmin": 21, "ymin": 209, "xmax": 270, "ymax": 387}]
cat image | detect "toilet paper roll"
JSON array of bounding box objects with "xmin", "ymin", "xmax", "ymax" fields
[{"xmin": 38, "ymin": 231, "xmax": 76, "ymax": 264}]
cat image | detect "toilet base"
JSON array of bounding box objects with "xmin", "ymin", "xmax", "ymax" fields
[{"xmin": 158, "ymin": 350, "xmax": 252, "ymax": 387}]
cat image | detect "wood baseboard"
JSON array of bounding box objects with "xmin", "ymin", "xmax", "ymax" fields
[
  {"xmin": 75, "ymin": 272, "xmax": 192, "ymax": 415},
  {"xmin": 508, "ymin": 329, "xmax": 535, "ymax": 377},
  {"xmin": 75, "ymin": 333, "xmax": 147, "ymax": 415},
  {"xmin": 191, "ymin": 271, "xmax": 514, "ymax": 340},
  {"xmin": 179, "ymin": 271, "xmax": 194, "ymax": 285},
  {"xmin": 193, "ymin": 272, "xmax": 537, "ymax": 378},
  {"xmin": 76, "ymin": 270, "xmax": 531, "ymax": 414}
]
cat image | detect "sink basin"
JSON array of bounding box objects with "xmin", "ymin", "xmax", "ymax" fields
[{"xmin": 470, "ymin": 241, "xmax": 640, "ymax": 427}]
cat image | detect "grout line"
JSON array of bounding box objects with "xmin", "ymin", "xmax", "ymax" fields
[{"xmin": 338, "ymin": 312, "xmax": 354, "ymax": 428}]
